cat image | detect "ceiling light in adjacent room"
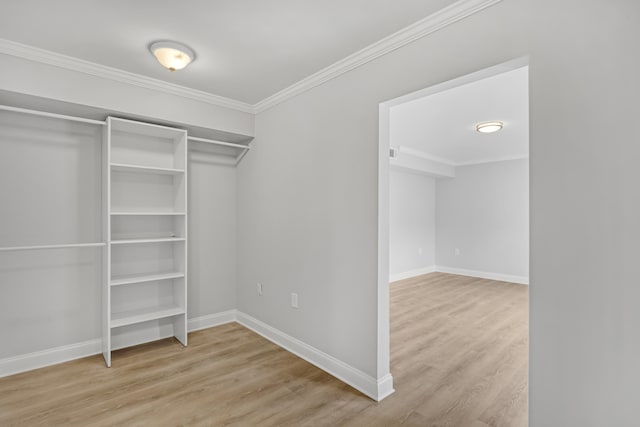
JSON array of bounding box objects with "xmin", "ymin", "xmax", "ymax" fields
[
  {"xmin": 475, "ymin": 121, "xmax": 504, "ymax": 133},
  {"xmin": 149, "ymin": 41, "xmax": 195, "ymax": 72}
]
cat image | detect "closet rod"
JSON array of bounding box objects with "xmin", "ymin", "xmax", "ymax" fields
[
  {"xmin": 235, "ymin": 143, "xmax": 251, "ymax": 165},
  {"xmin": 0, "ymin": 105, "xmax": 106, "ymax": 126},
  {"xmin": 0, "ymin": 242, "xmax": 106, "ymax": 252},
  {"xmin": 187, "ymin": 136, "xmax": 251, "ymax": 150}
]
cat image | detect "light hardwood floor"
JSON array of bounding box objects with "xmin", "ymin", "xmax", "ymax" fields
[{"xmin": 0, "ymin": 273, "xmax": 528, "ymax": 426}]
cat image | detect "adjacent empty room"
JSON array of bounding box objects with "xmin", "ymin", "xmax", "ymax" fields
[{"xmin": 387, "ymin": 65, "xmax": 530, "ymax": 425}]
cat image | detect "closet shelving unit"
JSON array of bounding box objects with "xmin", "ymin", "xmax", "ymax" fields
[
  {"xmin": 103, "ymin": 117, "xmax": 189, "ymax": 367},
  {"xmin": 1, "ymin": 104, "xmax": 252, "ymax": 368}
]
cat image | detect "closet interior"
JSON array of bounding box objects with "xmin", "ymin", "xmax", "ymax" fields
[{"xmin": 0, "ymin": 104, "xmax": 251, "ymax": 367}]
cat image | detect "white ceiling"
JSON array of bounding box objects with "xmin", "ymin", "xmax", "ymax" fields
[
  {"xmin": 390, "ymin": 66, "xmax": 529, "ymax": 165},
  {"xmin": 0, "ymin": 0, "xmax": 458, "ymax": 104}
]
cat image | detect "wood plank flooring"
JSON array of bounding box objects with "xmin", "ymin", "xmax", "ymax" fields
[{"xmin": 0, "ymin": 273, "xmax": 528, "ymax": 426}]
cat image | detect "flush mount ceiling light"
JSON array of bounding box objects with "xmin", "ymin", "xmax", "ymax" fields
[
  {"xmin": 149, "ymin": 41, "xmax": 195, "ymax": 72},
  {"xmin": 475, "ymin": 121, "xmax": 504, "ymax": 133}
]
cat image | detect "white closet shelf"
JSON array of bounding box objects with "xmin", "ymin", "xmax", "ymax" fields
[
  {"xmin": 110, "ymin": 212, "xmax": 186, "ymax": 216},
  {"xmin": 111, "ymin": 237, "xmax": 185, "ymax": 245},
  {"xmin": 110, "ymin": 163, "xmax": 184, "ymax": 175},
  {"xmin": 110, "ymin": 272, "xmax": 185, "ymax": 287},
  {"xmin": 110, "ymin": 305, "xmax": 185, "ymax": 328}
]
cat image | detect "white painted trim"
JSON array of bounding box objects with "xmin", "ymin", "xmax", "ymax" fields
[
  {"xmin": 187, "ymin": 309, "xmax": 237, "ymax": 332},
  {"xmin": 0, "ymin": 311, "xmax": 236, "ymax": 378},
  {"xmin": 0, "ymin": 0, "xmax": 502, "ymax": 116},
  {"xmin": 377, "ymin": 103, "xmax": 393, "ymax": 388},
  {"xmin": 0, "ymin": 38, "xmax": 254, "ymax": 114},
  {"xmin": 435, "ymin": 265, "xmax": 529, "ymax": 285},
  {"xmin": 1, "ymin": 309, "xmax": 396, "ymax": 404},
  {"xmin": 0, "ymin": 339, "xmax": 102, "ymax": 378},
  {"xmin": 390, "ymin": 265, "xmax": 437, "ymax": 282},
  {"xmin": 376, "ymin": 373, "xmax": 396, "ymax": 401},
  {"xmin": 254, "ymin": 0, "xmax": 504, "ymax": 113},
  {"xmin": 1, "ymin": 309, "xmax": 394, "ymax": 401},
  {"xmin": 236, "ymin": 311, "xmax": 394, "ymax": 401}
]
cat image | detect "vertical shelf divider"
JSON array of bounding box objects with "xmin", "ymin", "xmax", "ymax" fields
[{"xmin": 102, "ymin": 119, "xmax": 111, "ymax": 367}]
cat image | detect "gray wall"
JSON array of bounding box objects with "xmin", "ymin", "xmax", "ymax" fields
[
  {"xmin": 389, "ymin": 170, "xmax": 436, "ymax": 277},
  {"xmin": 0, "ymin": 112, "xmax": 102, "ymax": 358},
  {"xmin": 436, "ymin": 159, "xmax": 529, "ymax": 279},
  {"xmin": 188, "ymin": 150, "xmax": 238, "ymax": 317},
  {"xmin": 238, "ymin": 0, "xmax": 640, "ymax": 425}
]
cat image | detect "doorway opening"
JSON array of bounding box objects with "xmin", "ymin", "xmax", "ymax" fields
[{"xmin": 377, "ymin": 58, "xmax": 529, "ymax": 425}]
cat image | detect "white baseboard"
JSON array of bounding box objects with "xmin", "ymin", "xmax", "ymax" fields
[
  {"xmin": 188, "ymin": 309, "xmax": 237, "ymax": 332},
  {"xmin": 1, "ymin": 309, "xmax": 394, "ymax": 403},
  {"xmin": 236, "ymin": 311, "xmax": 393, "ymax": 401},
  {"xmin": 389, "ymin": 265, "xmax": 437, "ymax": 282},
  {"xmin": 376, "ymin": 373, "xmax": 395, "ymax": 400},
  {"xmin": 435, "ymin": 265, "xmax": 529, "ymax": 285},
  {"xmin": 0, "ymin": 339, "xmax": 102, "ymax": 378},
  {"xmin": 0, "ymin": 310, "xmax": 237, "ymax": 378}
]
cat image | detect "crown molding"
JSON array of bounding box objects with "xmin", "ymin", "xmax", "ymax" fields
[
  {"xmin": 253, "ymin": 0, "xmax": 504, "ymax": 113},
  {"xmin": 0, "ymin": 0, "xmax": 501, "ymax": 116},
  {"xmin": 0, "ymin": 38, "xmax": 255, "ymax": 114}
]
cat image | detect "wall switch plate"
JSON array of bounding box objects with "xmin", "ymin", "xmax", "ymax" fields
[
  {"xmin": 418, "ymin": 247, "xmax": 423, "ymax": 255},
  {"xmin": 455, "ymin": 248, "xmax": 460, "ymax": 256},
  {"xmin": 291, "ymin": 293, "xmax": 298, "ymax": 309},
  {"xmin": 257, "ymin": 283, "xmax": 263, "ymax": 295}
]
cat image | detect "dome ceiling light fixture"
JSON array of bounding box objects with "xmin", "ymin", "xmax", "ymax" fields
[
  {"xmin": 475, "ymin": 121, "xmax": 504, "ymax": 133},
  {"xmin": 149, "ymin": 41, "xmax": 196, "ymax": 72}
]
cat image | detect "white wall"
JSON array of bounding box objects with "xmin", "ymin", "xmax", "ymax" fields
[
  {"xmin": 435, "ymin": 159, "xmax": 528, "ymax": 281},
  {"xmin": 389, "ymin": 170, "xmax": 436, "ymax": 279},
  {"xmin": 238, "ymin": 0, "xmax": 640, "ymax": 424}
]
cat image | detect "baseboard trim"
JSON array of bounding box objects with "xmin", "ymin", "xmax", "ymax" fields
[
  {"xmin": 0, "ymin": 310, "xmax": 237, "ymax": 378},
  {"xmin": 1, "ymin": 309, "xmax": 395, "ymax": 402},
  {"xmin": 0, "ymin": 338, "xmax": 102, "ymax": 378},
  {"xmin": 435, "ymin": 265, "xmax": 529, "ymax": 285},
  {"xmin": 236, "ymin": 311, "xmax": 393, "ymax": 401},
  {"xmin": 390, "ymin": 265, "xmax": 437, "ymax": 282},
  {"xmin": 188, "ymin": 309, "xmax": 237, "ymax": 332}
]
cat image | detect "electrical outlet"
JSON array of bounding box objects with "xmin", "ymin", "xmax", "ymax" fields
[
  {"xmin": 257, "ymin": 283, "xmax": 263, "ymax": 296},
  {"xmin": 455, "ymin": 248, "xmax": 460, "ymax": 256},
  {"xmin": 291, "ymin": 293, "xmax": 299, "ymax": 309}
]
